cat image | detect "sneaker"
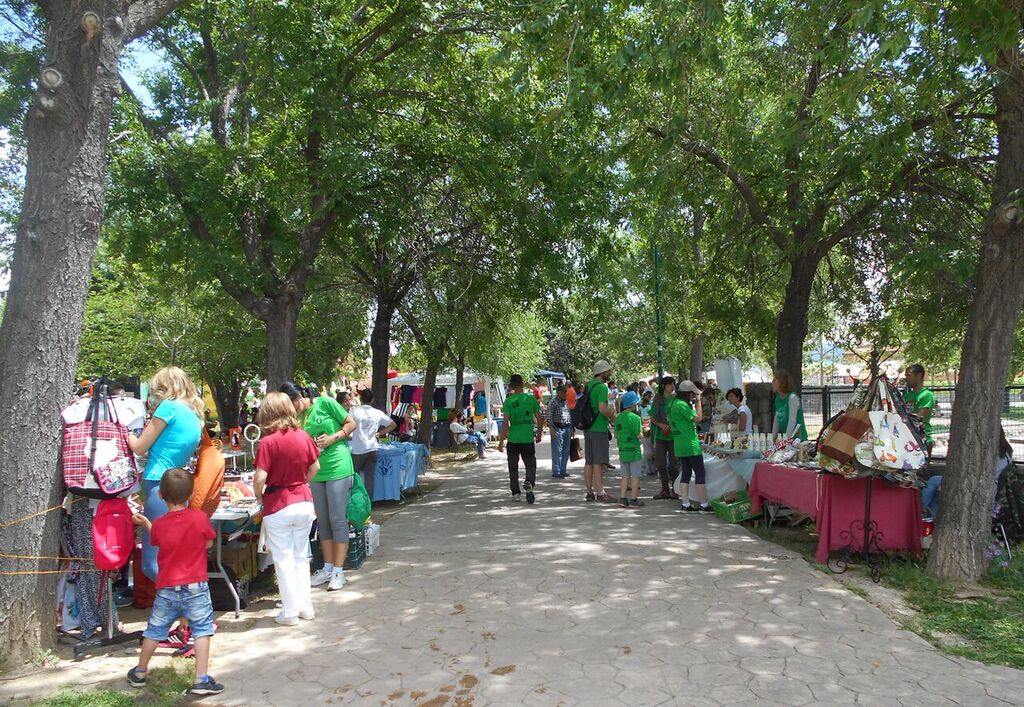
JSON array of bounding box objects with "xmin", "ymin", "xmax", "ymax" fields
[
  {"xmin": 310, "ymin": 567, "xmax": 332, "ymax": 587},
  {"xmin": 683, "ymin": 504, "xmax": 700, "ymax": 512},
  {"xmin": 618, "ymin": 497, "xmax": 629, "ymax": 508},
  {"xmin": 606, "ymin": 463, "xmax": 617, "ymax": 470},
  {"xmin": 126, "ymin": 667, "xmax": 147, "ymax": 688},
  {"xmin": 596, "ymin": 493, "xmax": 616, "ymax": 503},
  {"xmin": 585, "ymin": 493, "xmax": 596, "ymax": 502},
  {"xmin": 653, "ymin": 490, "xmax": 672, "ymax": 500},
  {"xmin": 114, "ymin": 591, "xmax": 133, "ymax": 608},
  {"xmin": 189, "ymin": 676, "xmax": 225, "ymax": 696},
  {"xmin": 299, "ymin": 610, "xmax": 315, "ymax": 621},
  {"xmin": 699, "ymin": 504, "xmax": 713, "ymax": 514},
  {"xmin": 524, "ymin": 482, "xmax": 535, "ymax": 504},
  {"xmin": 562, "ymin": 473, "xmax": 573, "ymax": 478},
  {"xmin": 274, "ymin": 613, "xmax": 300, "ymax": 626},
  {"xmin": 629, "ymin": 499, "xmax": 646, "ymax": 508},
  {"xmin": 512, "ymin": 493, "xmax": 522, "ymax": 502},
  {"xmin": 327, "ymin": 570, "xmax": 346, "ymax": 592}
]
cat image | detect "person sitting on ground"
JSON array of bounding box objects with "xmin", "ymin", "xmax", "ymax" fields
[
  {"xmin": 450, "ymin": 410, "xmax": 488, "ymax": 459},
  {"xmin": 726, "ymin": 388, "xmax": 753, "ymax": 437},
  {"xmin": 671, "ymin": 380, "xmax": 711, "ymax": 513},
  {"xmin": 128, "ymin": 469, "xmax": 222, "ymax": 696},
  {"xmin": 614, "ymin": 391, "xmax": 645, "ymax": 508},
  {"xmin": 921, "ymin": 427, "xmax": 1013, "ymax": 519}
]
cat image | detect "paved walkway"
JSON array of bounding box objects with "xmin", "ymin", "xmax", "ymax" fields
[{"xmin": 4, "ymin": 442, "xmax": 1024, "ymax": 705}]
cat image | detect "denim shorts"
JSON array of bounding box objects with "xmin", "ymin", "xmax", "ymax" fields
[{"xmin": 143, "ymin": 582, "xmax": 215, "ymax": 641}]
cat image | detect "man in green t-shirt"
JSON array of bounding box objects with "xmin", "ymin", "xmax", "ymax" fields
[
  {"xmin": 583, "ymin": 359, "xmax": 617, "ymax": 503},
  {"xmin": 498, "ymin": 374, "xmax": 544, "ymax": 503},
  {"xmin": 904, "ymin": 364, "xmax": 936, "ymax": 453}
]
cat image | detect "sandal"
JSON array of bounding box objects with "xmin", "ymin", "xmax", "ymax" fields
[
  {"xmin": 585, "ymin": 493, "xmax": 596, "ymax": 502},
  {"xmin": 596, "ymin": 493, "xmax": 616, "ymax": 503},
  {"xmin": 653, "ymin": 490, "xmax": 672, "ymax": 500}
]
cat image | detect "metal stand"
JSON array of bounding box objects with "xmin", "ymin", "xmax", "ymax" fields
[
  {"xmin": 71, "ymin": 574, "xmax": 144, "ymax": 659},
  {"xmin": 828, "ymin": 474, "xmax": 886, "ymax": 582}
]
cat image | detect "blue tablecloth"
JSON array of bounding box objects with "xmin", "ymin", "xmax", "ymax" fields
[{"xmin": 374, "ymin": 443, "xmax": 429, "ymax": 502}]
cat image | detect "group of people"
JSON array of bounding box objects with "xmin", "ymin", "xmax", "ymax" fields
[{"xmin": 103, "ymin": 368, "xmax": 398, "ymax": 696}]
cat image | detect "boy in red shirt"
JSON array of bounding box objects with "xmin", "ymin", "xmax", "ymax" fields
[{"xmin": 127, "ymin": 468, "xmax": 224, "ymax": 695}]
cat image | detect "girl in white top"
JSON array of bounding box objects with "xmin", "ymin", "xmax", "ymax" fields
[{"xmin": 726, "ymin": 388, "xmax": 753, "ymax": 435}]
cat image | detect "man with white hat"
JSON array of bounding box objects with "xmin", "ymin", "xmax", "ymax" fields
[{"xmin": 583, "ymin": 359, "xmax": 617, "ymax": 502}]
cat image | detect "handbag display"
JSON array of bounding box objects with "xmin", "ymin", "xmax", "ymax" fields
[
  {"xmin": 818, "ymin": 407, "xmax": 872, "ymax": 463},
  {"xmin": 92, "ymin": 498, "xmax": 135, "ymax": 570},
  {"xmin": 870, "ymin": 383, "xmax": 927, "ymax": 471},
  {"xmin": 62, "ymin": 386, "xmax": 139, "ymax": 499}
]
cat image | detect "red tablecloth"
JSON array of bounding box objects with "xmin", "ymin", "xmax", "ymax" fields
[{"xmin": 750, "ymin": 462, "xmax": 922, "ymax": 563}]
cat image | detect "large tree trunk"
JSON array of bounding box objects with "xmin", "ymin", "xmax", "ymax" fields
[
  {"xmin": 370, "ymin": 299, "xmax": 397, "ymax": 412},
  {"xmin": 211, "ymin": 378, "xmax": 242, "ymax": 432},
  {"xmin": 928, "ymin": 44, "xmax": 1024, "ymax": 582},
  {"xmin": 418, "ymin": 353, "xmax": 442, "ymax": 447},
  {"xmin": 689, "ymin": 332, "xmax": 705, "ymax": 382},
  {"xmin": 775, "ymin": 252, "xmax": 819, "ymax": 391},
  {"xmin": 0, "ymin": 1, "xmax": 181, "ymax": 664},
  {"xmin": 263, "ymin": 294, "xmax": 302, "ymax": 390}
]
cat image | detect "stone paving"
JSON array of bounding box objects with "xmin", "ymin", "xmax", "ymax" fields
[{"xmin": 3, "ymin": 442, "xmax": 1024, "ymax": 705}]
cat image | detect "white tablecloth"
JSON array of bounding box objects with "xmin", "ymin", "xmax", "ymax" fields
[{"xmin": 674, "ymin": 453, "xmax": 748, "ymax": 502}]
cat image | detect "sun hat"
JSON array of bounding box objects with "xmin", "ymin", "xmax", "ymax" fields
[
  {"xmin": 620, "ymin": 391, "xmax": 641, "ymax": 410},
  {"xmin": 677, "ymin": 380, "xmax": 701, "ymax": 394},
  {"xmin": 593, "ymin": 360, "xmax": 612, "ymax": 375}
]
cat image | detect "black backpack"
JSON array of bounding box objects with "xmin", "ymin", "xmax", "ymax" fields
[{"xmin": 571, "ymin": 382, "xmax": 599, "ymax": 431}]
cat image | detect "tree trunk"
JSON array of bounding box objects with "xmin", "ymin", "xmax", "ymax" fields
[
  {"xmin": 928, "ymin": 44, "xmax": 1024, "ymax": 582},
  {"xmin": 775, "ymin": 252, "xmax": 819, "ymax": 391},
  {"xmin": 212, "ymin": 379, "xmax": 242, "ymax": 432},
  {"xmin": 0, "ymin": 0, "xmax": 183, "ymax": 664},
  {"xmin": 263, "ymin": 294, "xmax": 302, "ymax": 390},
  {"xmin": 370, "ymin": 299, "xmax": 397, "ymax": 412},
  {"xmin": 453, "ymin": 351, "xmax": 466, "ymax": 417},
  {"xmin": 418, "ymin": 353, "xmax": 442, "ymax": 447},
  {"xmin": 689, "ymin": 332, "xmax": 705, "ymax": 382}
]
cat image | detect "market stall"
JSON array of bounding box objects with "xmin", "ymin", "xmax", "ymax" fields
[
  {"xmin": 749, "ymin": 462, "xmax": 923, "ymax": 563},
  {"xmin": 673, "ymin": 452, "xmax": 748, "ymax": 502},
  {"xmin": 386, "ymin": 370, "xmax": 506, "ymax": 435}
]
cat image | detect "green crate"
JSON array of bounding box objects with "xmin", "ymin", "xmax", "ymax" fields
[
  {"xmin": 710, "ymin": 490, "xmax": 756, "ymax": 523},
  {"xmin": 343, "ymin": 527, "xmax": 367, "ymax": 570}
]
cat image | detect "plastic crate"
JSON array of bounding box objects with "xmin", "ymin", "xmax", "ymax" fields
[
  {"xmin": 710, "ymin": 490, "xmax": 757, "ymax": 523},
  {"xmin": 343, "ymin": 527, "xmax": 366, "ymax": 570}
]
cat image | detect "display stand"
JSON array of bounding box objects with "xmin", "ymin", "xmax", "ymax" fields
[
  {"xmin": 827, "ymin": 473, "xmax": 886, "ymax": 582},
  {"xmin": 71, "ymin": 573, "xmax": 144, "ymax": 659}
]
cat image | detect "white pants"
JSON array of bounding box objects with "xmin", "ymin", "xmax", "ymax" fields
[{"xmin": 262, "ymin": 501, "xmax": 315, "ymax": 618}]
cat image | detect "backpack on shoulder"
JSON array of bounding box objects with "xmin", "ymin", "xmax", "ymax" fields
[{"xmin": 571, "ymin": 382, "xmax": 598, "ymax": 431}]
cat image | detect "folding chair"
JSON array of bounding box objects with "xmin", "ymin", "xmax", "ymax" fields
[{"xmin": 993, "ymin": 462, "xmax": 1024, "ymax": 559}]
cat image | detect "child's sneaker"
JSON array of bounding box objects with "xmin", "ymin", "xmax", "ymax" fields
[
  {"xmin": 618, "ymin": 497, "xmax": 629, "ymax": 507},
  {"xmin": 629, "ymin": 498, "xmax": 645, "ymax": 508},
  {"xmin": 126, "ymin": 667, "xmax": 147, "ymax": 688},
  {"xmin": 699, "ymin": 504, "xmax": 713, "ymax": 513},
  {"xmin": 189, "ymin": 676, "xmax": 225, "ymax": 696}
]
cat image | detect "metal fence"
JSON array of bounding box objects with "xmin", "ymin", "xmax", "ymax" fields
[{"xmin": 801, "ymin": 385, "xmax": 1024, "ymax": 461}]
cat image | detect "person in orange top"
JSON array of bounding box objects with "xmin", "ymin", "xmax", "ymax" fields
[
  {"xmin": 566, "ymin": 382, "xmax": 577, "ymax": 410},
  {"xmin": 189, "ymin": 428, "xmax": 225, "ymax": 518}
]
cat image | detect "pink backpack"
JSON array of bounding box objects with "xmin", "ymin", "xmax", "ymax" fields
[{"xmin": 92, "ymin": 499, "xmax": 135, "ymax": 570}]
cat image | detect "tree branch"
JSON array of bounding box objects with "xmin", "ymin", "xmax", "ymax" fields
[{"xmin": 126, "ymin": 0, "xmax": 183, "ymax": 42}]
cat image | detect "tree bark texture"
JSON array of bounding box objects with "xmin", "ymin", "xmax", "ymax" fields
[
  {"xmin": 453, "ymin": 352, "xmax": 465, "ymax": 417},
  {"xmin": 418, "ymin": 354, "xmax": 442, "ymax": 447},
  {"xmin": 688, "ymin": 333, "xmax": 705, "ymax": 383},
  {"xmin": 261, "ymin": 292, "xmax": 302, "ymax": 391},
  {"xmin": 212, "ymin": 378, "xmax": 242, "ymax": 432},
  {"xmin": 774, "ymin": 253, "xmax": 819, "ymax": 391},
  {"xmin": 0, "ymin": 0, "xmax": 182, "ymax": 664},
  {"xmin": 928, "ymin": 42, "xmax": 1024, "ymax": 582},
  {"xmin": 370, "ymin": 301, "xmax": 396, "ymax": 413}
]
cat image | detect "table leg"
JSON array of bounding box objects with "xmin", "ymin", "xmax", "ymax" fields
[{"xmin": 209, "ymin": 519, "xmax": 241, "ymax": 618}]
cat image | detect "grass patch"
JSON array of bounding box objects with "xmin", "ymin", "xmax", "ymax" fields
[
  {"xmin": 748, "ymin": 523, "xmax": 820, "ymax": 565},
  {"xmin": 36, "ymin": 663, "xmax": 193, "ymax": 707}
]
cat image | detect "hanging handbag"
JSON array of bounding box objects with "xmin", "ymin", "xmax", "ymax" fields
[
  {"xmin": 62, "ymin": 386, "xmax": 139, "ymax": 498},
  {"xmin": 818, "ymin": 406, "xmax": 872, "ymax": 463},
  {"xmin": 569, "ymin": 436, "xmax": 582, "ymax": 462},
  {"xmin": 869, "ymin": 382, "xmax": 927, "ymax": 471},
  {"xmin": 92, "ymin": 498, "xmax": 135, "ymax": 570}
]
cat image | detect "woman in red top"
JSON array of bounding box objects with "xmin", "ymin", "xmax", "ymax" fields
[{"xmin": 254, "ymin": 393, "xmax": 321, "ymax": 627}]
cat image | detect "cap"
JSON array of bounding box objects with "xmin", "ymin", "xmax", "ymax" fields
[
  {"xmin": 593, "ymin": 359, "xmax": 612, "ymax": 375},
  {"xmin": 620, "ymin": 391, "xmax": 641, "ymax": 409},
  {"xmin": 677, "ymin": 380, "xmax": 701, "ymax": 394}
]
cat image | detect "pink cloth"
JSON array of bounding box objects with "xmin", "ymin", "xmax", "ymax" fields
[
  {"xmin": 750, "ymin": 463, "xmax": 923, "ymax": 563},
  {"xmin": 411, "ymin": 387, "xmax": 423, "ymax": 405}
]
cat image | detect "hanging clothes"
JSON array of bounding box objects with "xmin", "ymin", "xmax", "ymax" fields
[
  {"xmin": 411, "ymin": 387, "xmax": 423, "ymax": 405},
  {"xmin": 433, "ymin": 387, "xmax": 448, "ymax": 408},
  {"xmin": 400, "ymin": 385, "xmax": 416, "ymax": 404},
  {"xmin": 462, "ymin": 384, "xmax": 473, "ymax": 407}
]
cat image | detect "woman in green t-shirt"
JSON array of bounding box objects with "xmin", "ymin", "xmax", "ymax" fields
[
  {"xmin": 771, "ymin": 370, "xmax": 807, "ymax": 441},
  {"xmin": 281, "ymin": 383, "xmax": 357, "ymax": 592},
  {"xmin": 670, "ymin": 381, "xmax": 711, "ymax": 512}
]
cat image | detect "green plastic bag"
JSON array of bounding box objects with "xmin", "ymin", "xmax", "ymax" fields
[{"xmin": 347, "ymin": 473, "xmax": 372, "ymax": 527}]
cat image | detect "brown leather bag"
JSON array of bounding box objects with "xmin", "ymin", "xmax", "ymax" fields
[{"xmin": 818, "ymin": 408, "xmax": 871, "ymax": 463}]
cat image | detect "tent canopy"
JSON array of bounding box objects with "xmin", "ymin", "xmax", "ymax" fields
[{"xmin": 386, "ymin": 369, "xmax": 506, "ymax": 417}]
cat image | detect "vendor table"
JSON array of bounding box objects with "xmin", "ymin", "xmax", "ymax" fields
[
  {"xmin": 749, "ymin": 462, "xmax": 922, "ymax": 564},
  {"xmin": 222, "ymin": 450, "xmax": 247, "ymax": 470},
  {"xmin": 210, "ymin": 505, "xmax": 260, "ymax": 617},
  {"xmin": 373, "ymin": 443, "xmax": 429, "ymax": 502},
  {"xmin": 673, "ymin": 452, "xmax": 748, "ymax": 502}
]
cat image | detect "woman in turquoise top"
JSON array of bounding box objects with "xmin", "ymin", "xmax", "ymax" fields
[
  {"xmin": 128, "ymin": 366, "xmax": 204, "ymax": 582},
  {"xmin": 281, "ymin": 383, "xmax": 357, "ymax": 592},
  {"xmin": 771, "ymin": 369, "xmax": 807, "ymax": 441}
]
